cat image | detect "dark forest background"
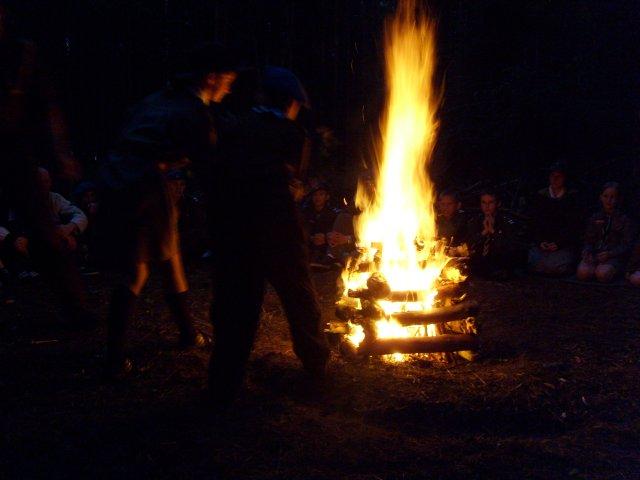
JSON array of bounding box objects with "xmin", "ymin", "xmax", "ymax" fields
[{"xmin": 8, "ymin": 0, "xmax": 640, "ymax": 201}]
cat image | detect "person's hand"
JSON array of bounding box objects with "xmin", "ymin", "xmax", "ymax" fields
[
  {"xmin": 482, "ymin": 215, "xmax": 495, "ymax": 236},
  {"xmin": 57, "ymin": 152, "xmax": 82, "ymax": 183},
  {"xmin": 56, "ymin": 223, "xmax": 77, "ymax": 238},
  {"xmin": 596, "ymin": 251, "xmax": 610, "ymax": 263},
  {"xmin": 327, "ymin": 231, "xmax": 349, "ymax": 247},
  {"xmin": 312, "ymin": 233, "xmax": 326, "ymax": 246},
  {"xmin": 14, "ymin": 236, "xmax": 29, "ymax": 255},
  {"xmin": 63, "ymin": 235, "xmax": 77, "ymax": 252}
]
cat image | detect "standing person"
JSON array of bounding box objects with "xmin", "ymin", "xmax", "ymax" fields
[
  {"xmin": 101, "ymin": 43, "xmax": 237, "ymax": 377},
  {"xmin": 0, "ymin": 2, "xmax": 91, "ymax": 325},
  {"xmin": 576, "ymin": 182, "xmax": 635, "ymax": 283},
  {"xmin": 528, "ymin": 163, "xmax": 581, "ymax": 276},
  {"xmin": 207, "ymin": 66, "xmax": 330, "ymax": 404}
]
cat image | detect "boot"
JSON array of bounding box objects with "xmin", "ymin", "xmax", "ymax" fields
[
  {"xmin": 165, "ymin": 291, "xmax": 210, "ymax": 348},
  {"xmin": 106, "ymin": 286, "xmax": 136, "ymax": 378}
]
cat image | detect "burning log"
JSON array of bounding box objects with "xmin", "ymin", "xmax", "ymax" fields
[
  {"xmin": 359, "ymin": 334, "xmax": 478, "ymax": 355},
  {"xmin": 390, "ymin": 300, "xmax": 479, "ymax": 326}
]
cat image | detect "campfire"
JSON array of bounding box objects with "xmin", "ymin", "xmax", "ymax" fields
[{"xmin": 328, "ymin": 0, "xmax": 479, "ymax": 362}]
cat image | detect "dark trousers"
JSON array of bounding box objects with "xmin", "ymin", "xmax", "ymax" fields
[{"xmin": 208, "ymin": 208, "xmax": 329, "ymax": 395}]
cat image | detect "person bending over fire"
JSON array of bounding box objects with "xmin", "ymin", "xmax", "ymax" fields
[
  {"xmin": 100, "ymin": 43, "xmax": 237, "ymax": 377},
  {"xmin": 207, "ymin": 66, "xmax": 330, "ymax": 404}
]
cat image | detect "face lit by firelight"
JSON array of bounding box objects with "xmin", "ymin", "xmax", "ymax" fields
[
  {"xmin": 437, "ymin": 194, "xmax": 460, "ymax": 220},
  {"xmin": 480, "ymin": 194, "xmax": 498, "ymax": 217},
  {"xmin": 600, "ymin": 187, "xmax": 618, "ymax": 214}
]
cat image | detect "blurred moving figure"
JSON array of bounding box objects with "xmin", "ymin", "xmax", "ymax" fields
[{"xmin": 100, "ymin": 43, "xmax": 237, "ymax": 377}]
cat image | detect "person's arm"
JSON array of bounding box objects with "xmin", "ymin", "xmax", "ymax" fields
[
  {"xmin": 607, "ymin": 215, "xmax": 636, "ymax": 259},
  {"xmin": 581, "ymin": 214, "xmax": 599, "ymax": 255},
  {"xmin": 51, "ymin": 192, "xmax": 88, "ymax": 234}
]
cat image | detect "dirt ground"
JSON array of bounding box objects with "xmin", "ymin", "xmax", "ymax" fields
[{"xmin": 1, "ymin": 264, "xmax": 639, "ymax": 480}]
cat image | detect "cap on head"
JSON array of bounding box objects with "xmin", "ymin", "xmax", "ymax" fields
[
  {"xmin": 549, "ymin": 161, "xmax": 567, "ymax": 176},
  {"xmin": 262, "ymin": 66, "xmax": 310, "ymax": 109}
]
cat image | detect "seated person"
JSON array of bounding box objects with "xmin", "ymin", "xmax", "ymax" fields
[
  {"xmin": 0, "ymin": 187, "xmax": 39, "ymax": 300},
  {"xmin": 627, "ymin": 241, "xmax": 640, "ymax": 286},
  {"xmin": 467, "ymin": 189, "xmax": 520, "ymax": 279},
  {"xmin": 436, "ymin": 189, "xmax": 468, "ymax": 256},
  {"xmin": 577, "ymin": 182, "xmax": 635, "ymax": 283},
  {"xmin": 528, "ymin": 162, "xmax": 580, "ymax": 276},
  {"xmin": 326, "ymin": 211, "xmax": 358, "ymax": 265},
  {"xmin": 38, "ymin": 168, "xmax": 88, "ymax": 253},
  {"xmin": 302, "ymin": 183, "xmax": 338, "ymax": 265}
]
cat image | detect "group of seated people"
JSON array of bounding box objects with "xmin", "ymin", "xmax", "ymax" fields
[
  {"xmin": 0, "ymin": 167, "xmax": 191, "ymax": 305},
  {"xmin": 301, "ymin": 163, "xmax": 640, "ymax": 286}
]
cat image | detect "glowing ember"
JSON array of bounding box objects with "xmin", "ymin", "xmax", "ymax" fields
[{"xmin": 340, "ymin": 0, "xmax": 467, "ymax": 360}]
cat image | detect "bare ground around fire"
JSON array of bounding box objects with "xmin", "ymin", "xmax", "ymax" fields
[{"xmin": 1, "ymin": 265, "xmax": 639, "ymax": 480}]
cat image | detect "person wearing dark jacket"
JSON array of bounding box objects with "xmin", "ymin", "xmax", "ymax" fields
[
  {"xmin": 528, "ymin": 163, "xmax": 580, "ymax": 276},
  {"xmin": 207, "ymin": 66, "xmax": 330, "ymax": 405},
  {"xmin": 577, "ymin": 182, "xmax": 636, "ymax": 283},
  {"xmin": 302, "ymin": 183, "xmax": 338, "ymax": 265},
  {"xmin": 627, "ymin": 240, "xmax": 640, "ymax": 286},
  {"xmin": 101, "ymin": 43, "xmax": 237, "ymax": 377},
  {"xmin": 468, "ymin": 190, "xmax": 520, "ymax": 279},
  {"xmin": 436, "ymin": 189, "xmax": 468, "ymax": 256}
]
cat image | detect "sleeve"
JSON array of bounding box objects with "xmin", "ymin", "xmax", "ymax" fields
[
  {"xmin": 52, "ymin": 193, "xmax": 88, "ymax": 233},
  {"xmin": 608, "ymin": 216, "xmax": 636, "ymax": 258},
  {"xmin": 582, "ymin": 214, "xmax": 599, "ymax": 254}
]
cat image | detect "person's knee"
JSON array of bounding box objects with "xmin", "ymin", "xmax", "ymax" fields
[
  {"xmin": 628, "ymin": 271, "xmax": 640, "ymax": 286},
  {"xmin": 595, "ymin": 265, "xmax": 615, "ymax": 283},
  {"xmin": 576, "ymin": 262, "xmax": 594, "ymax": 280}
]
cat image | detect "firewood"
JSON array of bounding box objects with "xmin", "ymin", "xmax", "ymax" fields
[
  {"xmin": 359, "ymin": 333, "xmax": 478, "ymax": 355},
  {"xmin": 390, "ymin": 300, "xmax": 479, "ymax": 325}
]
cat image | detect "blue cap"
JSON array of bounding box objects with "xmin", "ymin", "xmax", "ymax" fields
[{"xmin": 262, "ymin": 66, "xmax": 310, "ymax": 109}]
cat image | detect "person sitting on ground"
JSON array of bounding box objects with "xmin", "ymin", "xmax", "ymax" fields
[
  {"xmin": 302, "ymin": 182, "xmax": 338, "ymax": 266},
  {"xmin": 38, "ymin": 167, "xmax": 87, "ymax": 254},
  {"xmin": 73, "ymin": 181, "xmax": 101, "ymax": 272},
  {"xmin": 436, "ymin": 189, "xmax": 468, "ymax": 256},
  {"xmin": 627, "ymin": 240, "xmax": 640, "ymax": 286},
  {"xmin": 0, "ymin": 189, "xmax": 24, "ymax": 304},
  {"xmin": 467, "ymin": 189, "xmax": 520, "ymax": 279},
  {"xmin": 528, "ymin": 162, "xmax": 580, "ymax": 276},
  {"xmin": 577, "ymin": 182, "xmax": 635, "ymax": 283}
]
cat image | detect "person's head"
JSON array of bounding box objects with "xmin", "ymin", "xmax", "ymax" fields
[
  {"xmin": 311, "ymin": 184, "xmax": 330, "ymax": 212},
  {"xmin": 548, "ymin": 162, "xmax": 567, "ymax": 191},
  {"xmin": 37, "ymin": 167, "xmax": 51, "ymax": 193},
  {"xmin": 261, "ymin": 66, "xmax": 310, "ymax": 120},
  {"xmin": 437, "ymin": 190, "xmax": 461, "ymax": 220},
  {"xmin": 181, "ymin": 43, "xmax": 237, "ymax": 105},
  {"xmin": 479, "ymin": 189, "xmax": 499, "ymax": 217},
  {"xmin": 600, "ymin": 181, "xmax": 620, "ymax": 214}
]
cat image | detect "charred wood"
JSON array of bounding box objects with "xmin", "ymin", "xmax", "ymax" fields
[{"xmin": 359, "ymin": 334, "xmax": 478, "ymax": 355}]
